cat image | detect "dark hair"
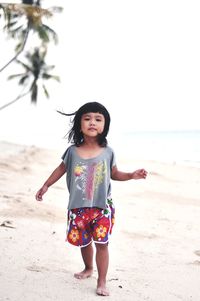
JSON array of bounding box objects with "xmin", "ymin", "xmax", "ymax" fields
[{"xmin": 58, "ymin": 102, "xmax": 110, "ymax": 147}]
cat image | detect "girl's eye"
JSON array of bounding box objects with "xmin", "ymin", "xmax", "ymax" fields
[{"xmin": 96, "ymin": 119, "xmax": 102, "ymax": 122}]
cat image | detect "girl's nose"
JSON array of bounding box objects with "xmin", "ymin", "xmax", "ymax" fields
[{"xmin": 90, "ymin": 119, "xmax": 95, "ymax": 125}]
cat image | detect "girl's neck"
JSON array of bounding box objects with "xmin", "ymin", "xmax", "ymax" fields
[
  {"xmin": 76, "ymin": 138, "xmax": 104, "ymax": 159},
  {"xmin": 80, "ymin": 141, "xmax": 101, "ymax": 151},
  {"xmin": 81, "ymin": 136, "xmax": 99, "ymax": 147}
]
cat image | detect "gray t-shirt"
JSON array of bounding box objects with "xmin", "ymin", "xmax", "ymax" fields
[{"xmin": 62, "ymin": 145, "xmax": 116, "ymax": 210}]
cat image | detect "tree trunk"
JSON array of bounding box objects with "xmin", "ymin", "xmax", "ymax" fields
[
  {"xmin": 0, "ymin": 89, "xmax": 31, "ymax": 111},
  {"xmin": 0, "ymin": 23, "xmax": 30, "ymax": 73}
]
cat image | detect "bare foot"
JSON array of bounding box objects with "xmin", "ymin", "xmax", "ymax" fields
[
  {"xmin": 96, "ymin": 282, "xmax": 109, "ymax": 296},
  {"xmin": 74, "ymin": 268, "xmax": 93, "ymax": 279}
]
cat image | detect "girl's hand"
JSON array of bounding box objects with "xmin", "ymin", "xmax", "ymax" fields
[
  {"xmin": 35, "ymin": 185, "xmax": 48, "ymax": 201},
  {"xmin": 131, "ymin": 169, "xmax": 147, "ymax": 180}
]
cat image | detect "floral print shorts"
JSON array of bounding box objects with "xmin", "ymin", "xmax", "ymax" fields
[{"xmin": 66, "ymin": 199, "xmax": 115, "ymax": 247}]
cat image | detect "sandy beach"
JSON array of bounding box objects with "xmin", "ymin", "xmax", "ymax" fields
[{"xmin": 0, "ymin": 141, "xmax": 200, "ymax": 301}]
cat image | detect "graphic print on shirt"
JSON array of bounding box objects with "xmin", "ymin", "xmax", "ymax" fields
[{"xmin": 74, "ymin": 160, "xmax": 107, "ymax": 201}]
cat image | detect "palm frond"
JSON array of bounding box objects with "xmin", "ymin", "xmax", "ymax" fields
[
  {"xmin": 0, "ymin": 4, "xmax": 9, "ymax": 21},
  {"xmin": 4, "ymin": 46, "xmax": 60, "ymax": 106},
  {"xmin": 31, "ymin": 82, "xmax": 38, "ymax": 103},
  {"xmin": 18, "ymin": 74, "xmax": 29, "ymax": 85},
  {"xmin": 0, "ymin": 3, "xmax": 53, "ymax": 18},
  {"xmin": 40, "ymin": 24, "xmax": 58, "ymax": 44},
  {"xmin": 42, "ymin": 64, "xmax": 56, "ymax": 72},
  {"xmin": 42, "ymin": 73, "xmax": 60, "ymax": 82},
  {"xmin": 14, "ymin": 40, "xmax": 24, "ymax": 52},
  {"xmin": 36, "ymin": 25, "xmax": 50, "ymax": 43},
  {"xmin": 51, "ymin": 75, "xmax": 60, "ymax": 82},
  {"xmin": 6, "ymin": 24, "xmax": 24, "ymax": 38},
  {"xmin": 3, "ymin": 19, "xmax": 18, "ymax": 30},
  {"xmin": 7, "ymin": 73, "xmax": 26, "ymax": 80},
  {"xmin": 42, "ymin": 84, "xmax": 49, "ymax": 98},
  {"xmin": 15, "ymin": 59, "xmax": 33, "ymax": 72},
  {"xmin": 47, "ymin": 6, "xmax": 63, "ymax": 14}
]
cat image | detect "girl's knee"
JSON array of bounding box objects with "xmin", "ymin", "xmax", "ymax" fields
[{"xmin": 95, "ymin": 243, "xmax": 108, "ymax": 250}]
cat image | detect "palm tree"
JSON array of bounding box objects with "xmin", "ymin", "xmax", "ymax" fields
[
  {"xmin": 0, "ymin": 1, "xmax": 63, "ymax": 72},
  {"xmin": 0, "ymin": 47, "xmax": 60, "ymax": 110}
]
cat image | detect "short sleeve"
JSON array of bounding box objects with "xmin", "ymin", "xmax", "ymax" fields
[
  {"xmin": 110, "ymin": 148, "xmax": 116, "ymax": 169},
  {"xmin": 61, "ymin": 146, "xmax": 71, "ymax": 168}
]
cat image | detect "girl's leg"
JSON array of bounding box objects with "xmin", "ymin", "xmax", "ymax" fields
[
  {"xmin": 95, "ymin": 243, "xmax": 109, "ymax": 296},
  {"xmin": 74, "ymin": 242, "xmax": 94, "ymax": 279}
]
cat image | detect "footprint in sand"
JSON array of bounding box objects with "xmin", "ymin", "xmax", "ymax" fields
[
  {"xmin": 0, "ymin": 220, "xmax": 15, "ymax": 228},
  {"xmin": 194, "ymin": 260, "xmax": 200, "ymax": 265},
  {"xmin": 189, "ymin": 250, "xmax": 200, "ymax": 265},
  {"xmin": 26, "ymin": 265, "xmax": 49, "ymax": 273},
  {"xmin": 194, "ymin": 250, "xmax": 200, "ymax": 257}
]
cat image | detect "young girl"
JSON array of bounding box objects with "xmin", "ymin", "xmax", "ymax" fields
[{"xmin": 35, "ymin": 102, "xmax": 147, "ymax": 296}]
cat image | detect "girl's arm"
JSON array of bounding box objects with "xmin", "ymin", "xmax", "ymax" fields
[
  {"xmin": 35, "ymin": 162, "xmax": 66, "ymax": 201},
  {"xmin": 111, "ymin": 165, "xmax": 147, "ymax": 181}
]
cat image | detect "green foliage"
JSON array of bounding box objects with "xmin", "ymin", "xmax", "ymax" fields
[
  {"xmin": 7, "ymin": 47, "xmax": 60, "ymax": 105},
  {"xmin": 0, "ymin": 2, "xmax": 63, "ymax": 109}
]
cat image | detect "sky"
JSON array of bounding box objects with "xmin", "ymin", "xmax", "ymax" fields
[{"xmin": 0, "ymin": 0, "xmax": 200, "ymax": 147}]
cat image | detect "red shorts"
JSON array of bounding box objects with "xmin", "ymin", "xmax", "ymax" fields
[{"xmin": 66, "ymin": 199, "xmax": 115, "ymax": 247}]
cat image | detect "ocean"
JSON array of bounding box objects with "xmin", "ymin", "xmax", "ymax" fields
[
  {"xmin": 1, "ymin": 124, "xmax": 200, "ymax": 167},
  {"xmin": 110, "ymin": 130, "xmax": 200, "ymax": 167}
]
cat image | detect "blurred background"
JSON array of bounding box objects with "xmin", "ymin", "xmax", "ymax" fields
[{"xmin": 0, "ymin": 0, "xmax": 200, "ymax": 164}]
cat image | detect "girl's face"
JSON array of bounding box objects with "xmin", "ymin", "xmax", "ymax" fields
[{"xmin": 80, "ymin": 112, "xmax": 105, "ymax": 138}]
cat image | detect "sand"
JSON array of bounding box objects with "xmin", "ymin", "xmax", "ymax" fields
[{"xmin": 0, "ymin": 141, "xmax": 200, "ymax": 301}]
